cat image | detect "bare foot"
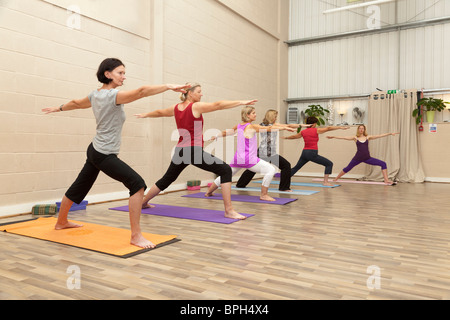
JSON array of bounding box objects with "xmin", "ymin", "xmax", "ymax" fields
[
  {"xmin": 205, "ymin": 192, "xmax": 215, "ymax": 197},
  {"xmin": 384, "ymin": 180, "xmax": 396, "ymax": 185},
  {"xmin": 142, "ymin": 203, "xmax": 156, "ymax": 209},
  {"xmin": 280, "ymin": 189, "xmax": 292, "ymax": 193},
  {"xmin": 131, "ymin": 233, "xmax": 156, "ymax": 249},
  {"xmin": 225, "ymin": 210, "xmax": 247, "ymax": 220},
  {"xmin": 55, "ymin": 221, "xmax": 83, "ymax": 230},
  {"xmin": 260, "ymin": 195, "xmax": 276, "ymax": 202},
  {"xmin": 323, "ymin": 182, "xmax": 334, "ymax": 186}
]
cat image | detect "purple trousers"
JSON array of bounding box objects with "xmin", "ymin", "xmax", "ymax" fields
[{"xmin": 343, "ymin": 157, "xmax": 387, "ymax": 173}]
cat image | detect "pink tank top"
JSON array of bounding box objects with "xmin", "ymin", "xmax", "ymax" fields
[
  {"xmin": 230, "ymin": 123, "xmax": 260, "ymax": 168},
  {"xmin": 302, "ymin": 127, "xmax": 319, "ymax": 150}
]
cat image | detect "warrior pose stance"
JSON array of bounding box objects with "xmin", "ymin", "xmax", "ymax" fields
[
  {"xmin": 284, "ymin": 117, "xmax": 350, "ymax": 186},
  {"xmin": 235, "ymin": 109, "xmax": 310, "ymax": 192},
  {"xmin": 327, "ymin": 125, "xmax": 400, "ymax": 185},
  {"xmin": 206, "ymin": 107, "xmax": 296, "ymax": 201},
  {"xmin": 43, "ymin": 58, "xmax": 189, "ymax": 248},
  {"xmin": 135, "ymin": 83, "xmax": 257, "ymax": 220}
]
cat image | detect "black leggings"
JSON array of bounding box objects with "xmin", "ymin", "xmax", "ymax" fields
[
  {"xmin": 236, "ymin": 152, "xmax": 292, "ymax": 191},
  {"xmin": 65, "ymin": 143, "xmax": 147, "ymax": 204},
  {"xmin": 291, "ymin": 149, "xmax": 333, "ymax": 176},
  {"xmin": 156, "ymin": 147, "xmax": 232, "ymax": 191}
]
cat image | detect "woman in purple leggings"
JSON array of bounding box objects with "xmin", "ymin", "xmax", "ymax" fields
[{"xmin": 327, "ymin": 125, "xmax": 400, "ymax": 185}]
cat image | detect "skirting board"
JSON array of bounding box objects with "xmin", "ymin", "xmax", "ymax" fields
[
  {"xmin": 295, "ymin": 172, "xmax": 450, "ymax": 184},
  {"xmin": 0, "ymin": 190, "xmax": 130, "ymax": 218},
  {"xmin": 425, "ymin": 177, "xmax": 450, "ymax": 183},
  {"xmin": 0, "ymin": 179, "xmax": 218, "ymax": 218}
]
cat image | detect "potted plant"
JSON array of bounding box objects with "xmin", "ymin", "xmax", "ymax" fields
[
  {"xmin": 303, "ymin": 104, "xmax": 330, "ymax": 127},
  {"xmin": 413, "ymin": 98, "xmax": 450, "ymax": 124}
]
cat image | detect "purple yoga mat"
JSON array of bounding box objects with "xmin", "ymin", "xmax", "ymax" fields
[
  {"xmin": 109, "ymin": 205, "xmax": 254, "ymax": 224},
  {"xmin": 182, "ymin": 192, "xmax": 298, "ymax": 205}
]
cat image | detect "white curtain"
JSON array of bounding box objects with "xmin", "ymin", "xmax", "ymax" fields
[{"xmin": 363, "ymin": 89, "xmax": 425, "ymax": 183}]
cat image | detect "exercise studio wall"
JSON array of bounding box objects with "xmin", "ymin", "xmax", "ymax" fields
[{"xmin": 0, "ymin": 0, "xmax": 289, "ymax": 217}]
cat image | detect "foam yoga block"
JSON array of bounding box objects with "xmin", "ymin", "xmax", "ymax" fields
[
  {"xmin": 56, "ymin": 200, "xmax": 88, "ymax": 212},
  {"xmin": 32, "ymin": 204, "xmax": 58, "ymax": 216},
  {"xmin": 187, "ymin": 180, "xmax": 202, "ymax": 190}
]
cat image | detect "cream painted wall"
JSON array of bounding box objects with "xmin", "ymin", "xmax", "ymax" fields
[
  {"xmin": 43, "ymin": 0, "xmax": 151, "ymax": 38},
  {"xmin": 0, "ymin": 0, "xmax": 289, "ymax": 216},
  {"xmin": 0, "ymin": 0, "xmax": 153, "ymax": 216},
  {"xmin": 418, "ymin": 122, "xmax": 450, "ymax": 181}
]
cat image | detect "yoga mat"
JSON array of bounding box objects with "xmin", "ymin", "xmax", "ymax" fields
[
  {"xmin": 312, "ymin": 178, "xmax": 395, "ymax": 185},
  {"xmin": 1, "ymin": 217, "xmax": 179, "ymax": 259},
  {"xmin": 232, "ymin": 186, "xmax": 319, "ymax": 195},
  {"xmin": 110, "ymin": 204, "xmax": 254, "ymax": 224},
  {"xmin": 252, "ymin": 180, "xmax": 340, "ymax": 188},
  {"xmin": 182, "ymin": 192, "xmax": 298, "ymax": 205}
]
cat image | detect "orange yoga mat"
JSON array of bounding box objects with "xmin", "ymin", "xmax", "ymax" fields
[{"xmin": 1, "ymin": 217, "xmax": 180, "ymax": 258}]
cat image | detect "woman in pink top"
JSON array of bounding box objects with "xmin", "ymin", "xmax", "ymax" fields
[
  {"xmin": 284, "ymin": 117, "xmax": 349, "ymax": 186},
  {"xmin": 206, "ymin": 107, "xmax": 296, "ymax": 201}
]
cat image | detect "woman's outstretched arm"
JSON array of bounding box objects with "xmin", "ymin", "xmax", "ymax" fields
[
  {"xmin": 117, "ymin": 84, "xmax": 190, "ymax": 105},
  {"xmin": 42, "ymin": 97, "xmax": 91, "ymax": 114}
]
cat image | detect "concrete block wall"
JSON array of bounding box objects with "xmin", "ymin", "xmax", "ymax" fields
[{"xmin": 0, "ymin": 0, "xmax": 290, "ymax": 216}]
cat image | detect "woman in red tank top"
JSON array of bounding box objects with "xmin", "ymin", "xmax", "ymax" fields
[
  {"xmin": 284, "ymin": 117, "xmax": 350, "ymax": 186},
  {"xmin": 135, "ymin": 83, "xmax": 257, "ymax": 220}
]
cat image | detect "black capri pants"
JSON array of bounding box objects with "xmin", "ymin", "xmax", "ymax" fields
[
  {"xmin": 156, "ymin": 146, "xmax": 232, "ymax": 191},
  {"xmin": 236, "ymin": 151, "xmax": 292, "ymax": 191},
  {"xmin": 65, "ymin": 143, "xmax": 147, "ymax": 204},
  {"xmin": 291, "ymin": 149, "xmax": 333, "ymax": 177}
]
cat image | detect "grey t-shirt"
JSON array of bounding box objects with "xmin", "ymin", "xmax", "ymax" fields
[
  {"xmin": 88, "ymin": 89, "xmax": 126, "ymax": 155},
  {"xmin": 258, "ymin": 122, "xmax": 278, "ymax": 158}
]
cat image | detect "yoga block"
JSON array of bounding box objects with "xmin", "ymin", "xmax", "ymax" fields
[
  {"xmin": 187, "ymin": 180, "xmax": 201, "ymax": 187},
  {"xmin": 56, "ymin": 200, "xmax": 88, "ymax": 212},
  {"xmin": 187, "ymin": 186, "xmax": 201, "ymax": 191},
  {"xmin": 32, "ymin": 204, "xmax": 59, "ymax": 216}
]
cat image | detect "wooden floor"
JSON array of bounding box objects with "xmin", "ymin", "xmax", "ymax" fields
[{"xmin": 1, "ymin": 177, "xmax": 450, "ymax": 300}]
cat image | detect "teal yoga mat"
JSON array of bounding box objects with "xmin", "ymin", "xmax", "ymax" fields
[
  {"xmin": 232, "ymin": 186, "xmax": 318, "ymax": 195},
  {"xmin": 252, "ymin": 180, "xmax": 340, "ymax": 188}
]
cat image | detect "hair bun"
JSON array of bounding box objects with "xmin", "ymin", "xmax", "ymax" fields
[{"xmin": 180, "ymin": 83, "xmax": 201, "ymax": 102}]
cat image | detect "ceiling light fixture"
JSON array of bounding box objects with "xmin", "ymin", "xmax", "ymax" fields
[{"xmin": 323, "ymin": 0, "xmax": 395, "ymax": 14}]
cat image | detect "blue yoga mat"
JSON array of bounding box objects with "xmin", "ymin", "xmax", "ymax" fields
[
  {"xmin": 252, "ymin": 180, "xmax": 340, "ymax": 188},
  {"xmin": 231, "ymin": 186, "xmax": 318, "ymax": 196}
]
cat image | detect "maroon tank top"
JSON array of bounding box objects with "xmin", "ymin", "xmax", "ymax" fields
[{"xmin": 174, "ymin": 103, "xmax": 204, "ymax": 148}]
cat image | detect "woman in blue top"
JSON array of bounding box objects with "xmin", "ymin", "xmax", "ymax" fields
[{"xmin": 43, "ymin": 58, "xmax": 189, "ymax": 249}]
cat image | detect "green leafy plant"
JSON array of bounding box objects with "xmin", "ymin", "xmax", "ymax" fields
[
  {"xmin": 304, "ymin": 104, "xmax": 330, "ymax": 126},
  {"xmin": 412, "ymin": 98, "xmax": 450, "ymax": 124}
]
